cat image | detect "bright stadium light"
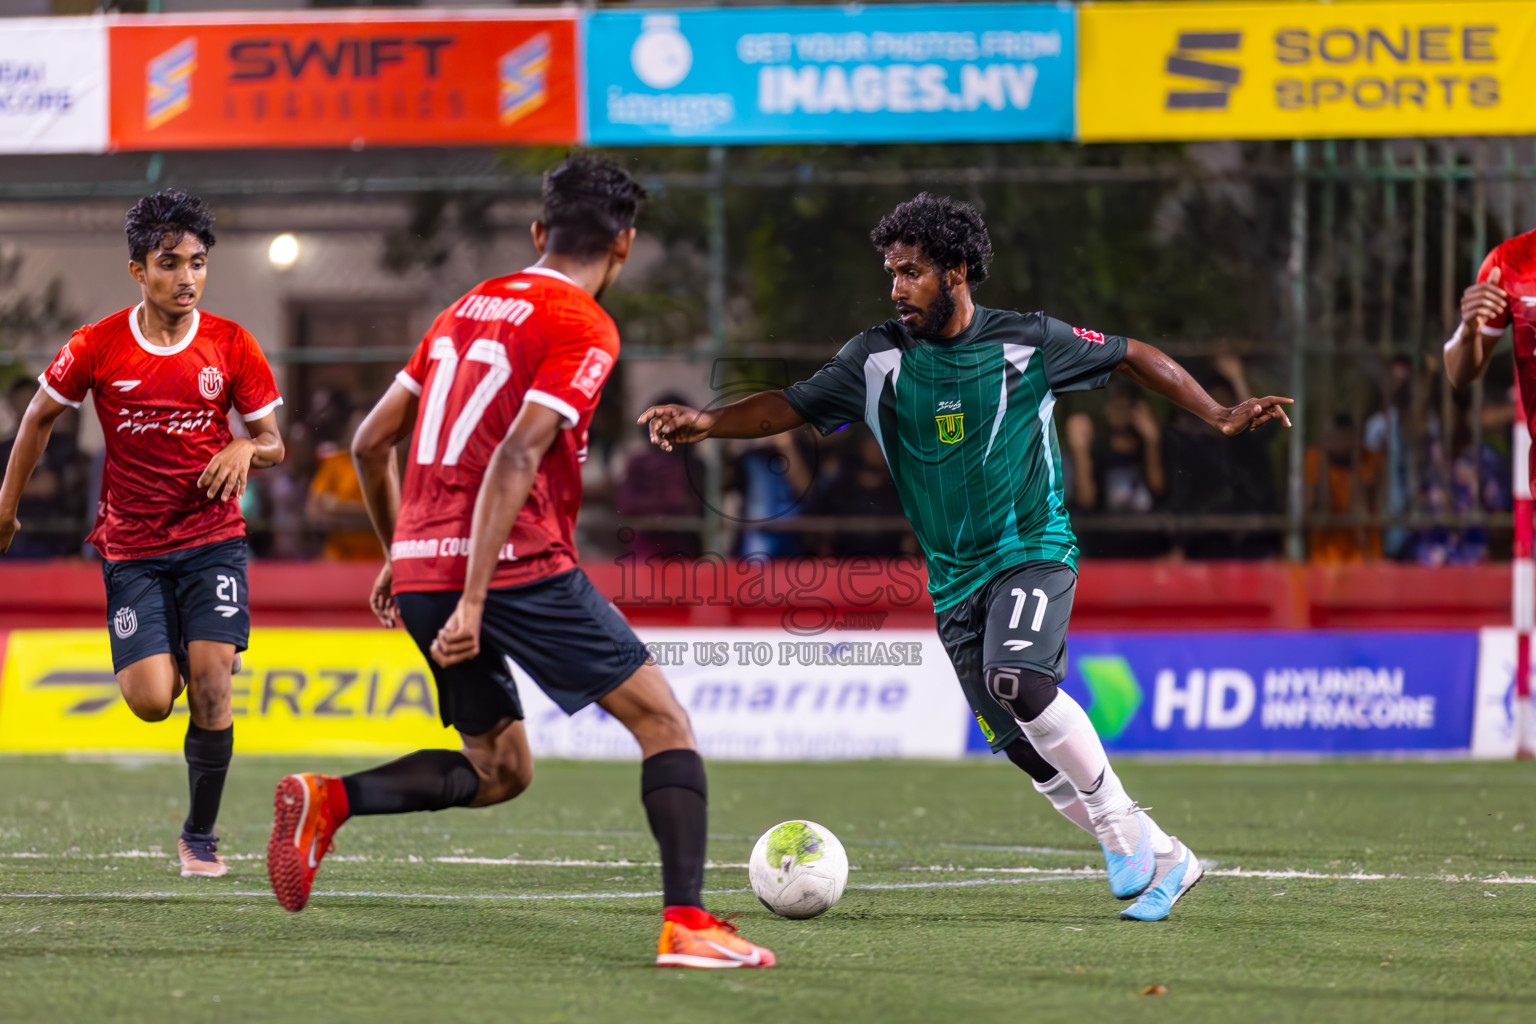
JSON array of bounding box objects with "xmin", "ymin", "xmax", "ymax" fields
[{"xmin": 268, "ymin": 233, "xmax": 299, "ymax": 268}]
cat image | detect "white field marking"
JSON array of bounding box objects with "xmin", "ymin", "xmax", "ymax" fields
[
  {"xmin": 432, "ymin": 856, "xmax": 752, "ymax": 869},
  {"xmin": 7, "ymin": 850, "xmax": 1534, "ymax": 886},
  {"xmin": 0, "ymin": 851, "xmax": 748, "ymax": 869},
  {"xmin": 0, "ymin": 876, "xmax": 1087, "ymax": 904},
  {"xmin": 7, "ymin": 869, "xmax": 1536, "ymax": 906}
]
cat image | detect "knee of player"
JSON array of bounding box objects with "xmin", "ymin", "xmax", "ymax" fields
[
  {"xmin": 124, "ymin": 693, "xmax": 174, "ymax": 723},
  {"xmin": 639, "ymin": 706, "xmax": 695, "ymax": 749},
  {"xmin": 985, "ymin": 665, "xmax": 1058, "ymax": 723},
  {"xmin": 474, "ymin": 752, "xmax": 534, "ymax": 805}
]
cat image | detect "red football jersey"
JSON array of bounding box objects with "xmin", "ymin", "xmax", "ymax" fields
[
  {"xmin": 41, "ymin": 305, "xmax": 283, "ymax": 560},
  {"xmin": 390, "ymin": 267, "xmax": 618, "ymax": 594},
  {"xmin": 1477, "ymin": 231, "xmax": 1536, "ymax": 481}
]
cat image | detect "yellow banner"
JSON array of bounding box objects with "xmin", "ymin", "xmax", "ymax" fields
[
  {"xmin": 1080, "ymin": 0, "xmax": 1536, "ymax": 141},
  {"xmin": 0, "ymin": 629, "xmax": 454, "ymax": 755}
]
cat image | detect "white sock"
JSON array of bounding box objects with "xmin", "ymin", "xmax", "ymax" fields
[
  {"xmin": 1018, "ymin": 691, "xmax": 1131, "ymax": 821},
  {"xmin": 1144, "ymin": 814, "xmax": 1175, "ymax": 857},
  {"xmin": 1032, "ymin": 772, "xmax": 1095, "ymax": 838}
]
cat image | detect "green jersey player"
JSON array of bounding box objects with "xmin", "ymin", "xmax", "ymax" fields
[{"xmin": 640, "ymin": 193, "xmax": 1292, "ymax": 921}]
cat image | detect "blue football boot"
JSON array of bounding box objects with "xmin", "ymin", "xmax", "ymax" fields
[
  {"xmin": 1096, "ymin": 805, "xmax": 1156, "ymax": 900},
  {"xmin": 1120, "ymin": 839, "xmax": 1205, "ymax": 921}
]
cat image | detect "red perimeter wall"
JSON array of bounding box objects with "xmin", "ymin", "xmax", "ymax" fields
[{"xmin": 0, "ymin": 559, "xmax": 1509, "ymax": 631}]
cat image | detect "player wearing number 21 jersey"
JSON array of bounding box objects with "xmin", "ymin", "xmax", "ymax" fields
[
  {"xmin": 0, "ymin": 190, "xmax": 285, "ymax": 879},
  {"xmin": 268, "ymin": 154, "xmax": 774, "ymax": 970}
]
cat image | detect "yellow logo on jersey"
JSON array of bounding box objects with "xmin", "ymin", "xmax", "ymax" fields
[
  {"xmin": 973, "ymin": 711, "xmax": 996, "ymax": 744},
  {"xmin": 936, "ymin": 413, "xmax": 964, "ymax": 444}
]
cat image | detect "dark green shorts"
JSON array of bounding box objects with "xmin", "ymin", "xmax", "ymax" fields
[{"xmin": 936, "ymin": 560, "xmax": 1078, "ymax": 753}]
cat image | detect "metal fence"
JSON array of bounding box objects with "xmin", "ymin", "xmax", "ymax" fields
[{"xmin": 0, "ymin": 140, "xmax": 1530, "ymax": 561}]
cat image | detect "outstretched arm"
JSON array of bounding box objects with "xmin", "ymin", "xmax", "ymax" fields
[
  {"xmin": 638, "ymin": 390, "xmax": 805, "ymax": 451},
  {"xmin": 0, "ymin": 389, "xmax": 71, "ymax": 554},
  {"xmin": 430, "ymin": 400, "xmax": 564, "ymax": 667},
  {"xmin": 1116, "ymin": 339, "xmax": 1292, "ymax": 436}
]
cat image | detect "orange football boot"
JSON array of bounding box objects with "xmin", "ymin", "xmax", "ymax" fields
[
  {"xmin": 656, "ymin": 906, "xmax": 776, "ymax": 969},
  {"xmin": 267, "ymin": 773, "xmax": 348, "ymax": 912}
]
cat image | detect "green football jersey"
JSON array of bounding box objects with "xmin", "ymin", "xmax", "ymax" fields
[{"xmin": 782, "ymin": 306, "xmax": 1127, "ymax": 612}]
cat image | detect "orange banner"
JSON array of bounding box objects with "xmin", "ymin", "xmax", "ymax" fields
[{"xmin": 108, "ymin": 12, "xmax": 578, "ymax": 150}]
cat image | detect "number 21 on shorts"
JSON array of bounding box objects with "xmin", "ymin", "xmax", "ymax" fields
[{"xmin": 215, "ymin": 574, "xmax": 240, "ymax": 618}]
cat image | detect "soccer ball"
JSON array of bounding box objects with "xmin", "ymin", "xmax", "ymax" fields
[{"xmin": 748, "ymin": 819, "xmax": 849, "ymax": 919}]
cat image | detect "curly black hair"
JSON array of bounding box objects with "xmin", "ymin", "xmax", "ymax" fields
[
  {"xmin": 124, "ymin": 189, "xmax": 216, "ymax": 265},
  {"xmin": 870, "ymin": 192, "xmax": 993, "ymax": 289},
  {"xmin": 541, "ymin": 152, "xmax": 648, "ymax": 259}
]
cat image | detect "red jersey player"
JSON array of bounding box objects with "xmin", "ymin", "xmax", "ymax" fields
[
  {"xmin": 265, "ymin": 154, "xmax": 774, "ymax": 969},
  {"xmin": 1448, "ymin": 229, "xmax": 1535, "ymax": 412},
  {"xmin": 0, "ymin": 190, "xmax": 285, "ymax": 877}
]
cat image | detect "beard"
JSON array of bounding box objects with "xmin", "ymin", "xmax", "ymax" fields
[{"xmin": 906, "ymin": 276, "xmax": 956, "ymax": 340}]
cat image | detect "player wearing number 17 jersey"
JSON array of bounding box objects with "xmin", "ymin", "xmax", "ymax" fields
[
  {"xmin": 267, "ymin": 154, "xmax": 773, "ymax": 969},
  {"xmin": 0, "ymin": 190, "xmax": 285, "ymax": 878}
]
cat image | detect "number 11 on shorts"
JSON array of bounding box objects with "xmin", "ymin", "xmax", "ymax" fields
[{"xmin": 1008, "ymin": 587, "xmax": 1048, "ymax": 632}]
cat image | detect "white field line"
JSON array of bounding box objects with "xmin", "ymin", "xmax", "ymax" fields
[
  {"xmin": 5, "ymin": 850, "xmax": 1536, "ymax": 895},
  {"xmin": 0, "ymin": 876, "xmax": 1087, "ymax": 902},
  {"xmin": 5, "ymin": 849, "xmax": 1535, "ymax": 885}
]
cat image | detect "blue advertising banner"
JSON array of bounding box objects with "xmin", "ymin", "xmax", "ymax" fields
[
  {"xmin": 967, "ymin": 632, "xmax": 1479, "ymax": 755},
  {"xmin": 586, "ymin": 4, "xmax": 1076, "ymax": 145}
]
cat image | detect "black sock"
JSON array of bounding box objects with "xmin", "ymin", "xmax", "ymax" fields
[
  {"xmin": 183, "ymin": 723, "xmax": 233, "ymax": 837},
  {"xmin": 341, "ymin": 749, "xmax": 481, "ymax": 816},
  {"xmin": 1002, "ymin": 736, "xmax": 1060, "ymax": 785},
  {"xmin": 641, "ymin": 749, "xmax": 708, "ymax": 909}
]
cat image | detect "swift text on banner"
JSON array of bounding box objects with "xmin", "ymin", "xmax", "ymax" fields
[{"xmin": 107, "ymin": 12, "xmax": 579, "ymax": 151}]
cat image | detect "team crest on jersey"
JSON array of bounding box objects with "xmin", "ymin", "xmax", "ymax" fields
[
  {"xmin": 571, "ymin": 347, "xmax": 614, "ymax": 398},
  {"xmin": 49, "ymin": 345, "xmax": 75, "ymax": 380},
  {"xmin": 198, "ymin": 366, "xmax": 223, "ymax": 400},
  {"xmin": 1072, "ymin": 326, "xmax": 1107, "ymax": 345},
  {"xmin": 113, "ymin": 606, "xmax": 137, "ymax": 639},
  {"xmin": 936, "ymin": 413, "xmax": 965, "ymax": 444}
]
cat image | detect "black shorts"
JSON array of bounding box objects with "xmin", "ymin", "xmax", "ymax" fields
[
  {"xmin": 395, "ymin": 568, "xmax": 651, "ymax": 737},
  {"xmin": 101, "ymin": 537, "xmax": 250, "ymax": 675},
  {"xmin": 936, "ymin": 560, "xmax": 1077, "ymax": 753}
]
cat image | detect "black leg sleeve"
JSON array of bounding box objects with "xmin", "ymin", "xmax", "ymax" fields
[
  {"xmin": 183, "ymin": 723, "xmax": 233, "ymax": 837},
  {"xmin": 341, "ymin": 750, "xmax": 481, "ymax": 816},
  {"xmin": 641, "ymin": 749, "xmax": 709, "ymax": 909}
]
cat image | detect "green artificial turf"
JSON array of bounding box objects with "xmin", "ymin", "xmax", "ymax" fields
[{"xmin": 1, "ymin": 757, "xmax": 1532, "ymax": 1023}]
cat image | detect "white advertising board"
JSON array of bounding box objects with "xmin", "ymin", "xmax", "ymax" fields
[
  {"xmin": 515, "ymin": 628, "xmax": 973, "ymax": 760},
  {"xmin": 1471, "ymin": 629, "xmax": 1536, "ymax": 758},
  {"xmin": 0, "ymin": 18, "xmax": 109, "ymax": 154}
]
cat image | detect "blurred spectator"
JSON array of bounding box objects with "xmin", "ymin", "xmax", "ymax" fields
[
  {"xmin": 306, "ymin": 407, "xmax": 378, "ymax": 561},
  {"xmin": 615, "ymin": 392, "xmax": 705, "ymax": 559},
  {"xmin": 1363, "ymin": 355, "xmax": 1415, "ymax": 560},
  {"xmin": 1066, "ymin": 379, "xmax": 1169, "ymax": 557},
  {"xmin": 1412, "ymin": 412, "xmax": 1509, "ymax": 566},
  {"xmin": 0, "ymin": 379, "xmax": 89, "ymax": 557},
  {"xmin": 730, "ymin": 431, "xmax": 813, "ymax": 557},
  {"xmin": 805, "ymin": 428, "xmax": 910, "ymax": 558},
  {"xmin": 1305, "ymin": 413, "xmax": 1382, "ymax": 562},
  {"xmin": 1163, "ymin": 354, "xmax": 1279, "ymax": 558}
]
